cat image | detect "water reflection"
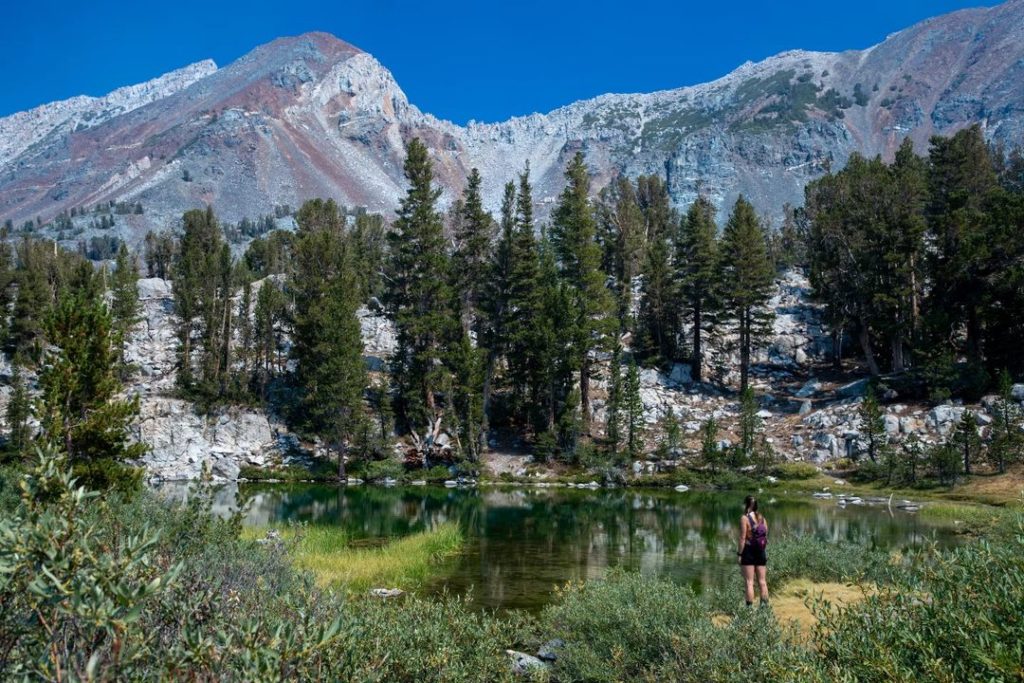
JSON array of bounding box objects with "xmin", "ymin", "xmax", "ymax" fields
[{"xmin": 194, "ymin": 483, "xmax": 958, "ymax": 612}]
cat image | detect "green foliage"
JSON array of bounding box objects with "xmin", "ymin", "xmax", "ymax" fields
[
  {"xmin": 290, "ymin": 198, "xmax": 368, "ymax": 477},
  {"xmin": 950, "ymin": 409, "xmax": 982, "ymax": 475},
  {"xmin": 736, "ymin": 388, "xmax": 761, "ymax": 463},
  {"xmin": 551, "ymin": 152, "xmax": 616, "ymax": 435},
  {"xmin": 4, "ymin": 362, "xmax": 31, "ymax": 460},
  {"xmin": 700, "ymin": 416, "xmax": 721, "ymax": 474},
  {"xmin": 386, "ymin": 139, "xmax": 457, "ymax": 434},
  {"xmin": 172, "ymin": 207, "xmax": 236, "ymax": 402},
  {"xmin": 719, "ymin": 197, "xmax": 775, "ymax": 391},
  {"xmin": 930, "ymin": 442, "xmax": 961, "ymax": 486},
  {"xmin": 623, "ymin": 358, "xmax": 644, "ymax": 459},
  {"xmin": 676, "ymin": 195, "xmax": 719, "ymax": 382},
  {"xmin": 808, "ymin": 535, "xmax": 1024, "ymax": 681},
  {"xmin": 541, "ymin": 571, "xmax": 792, "ymax": 683},
  {"xmin": 770, "ymin": 462, "xmax": 819, "ymax": 480},
  {"xmin": 39, "ymin": 279, "xmax": 145, "ymax": 471},
  {"xmin": 857, "ymin": 387, "xmax": 888, "ymax": 464},
  {"xmin": 109, "ymin": 243, "xmax": 140, "ymax": 365}
]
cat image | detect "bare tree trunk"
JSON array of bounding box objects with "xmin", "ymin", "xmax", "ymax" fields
[
  {"xmin": 580, "ymin": 357, "xmax": 592, "ymax": 436},
  {"xmin": 692, "ymin": 302, "xmax": 703, "ymax": 383},
  {"xmin": 891, "ymin": 334, "xmax": 905, "ymax": 374},
  {"xmin": 480, "ymin": 351, "xmax": 496, "ymax": 456},
  {"xmin": 858, "ymin": 321, "xmax": 881, "ymax": 377},
  {"xmin": 832, "ymin": 328, "xmax": 843, "ymax": 370}
]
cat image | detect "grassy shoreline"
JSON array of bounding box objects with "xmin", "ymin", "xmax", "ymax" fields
[{"xmin": 242, "ymin": 521, "xmax": 464, "ymax": 593}]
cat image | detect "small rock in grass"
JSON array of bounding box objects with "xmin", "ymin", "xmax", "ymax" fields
[{"xmin": 507, "ymin": 650, "xmax": 548, "ymax": 674}]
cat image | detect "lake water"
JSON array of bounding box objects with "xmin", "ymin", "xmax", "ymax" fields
[{"xmin": 225, "ymin": 483, "xmax": 960, "ymax": 611}]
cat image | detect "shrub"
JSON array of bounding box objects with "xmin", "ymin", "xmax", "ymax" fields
[
  {"xmin": 541, "ymin": 571, "xmax": 798, "ymax": 682},
  {"xmin": 771, "ymin": 462, "xmax": 819, "ymax": 480},
  {"xmin": 361, "ymin": 457, "xmax": 404, "ymax": 482},
  {"xmin": 805, "ymin": 533, "xmax": 1024, "ymax": 681}
]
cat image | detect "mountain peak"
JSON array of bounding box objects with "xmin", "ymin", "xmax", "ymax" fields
[{"xmin": 1, "ymin": 2, "xmax": 1023, "ymax": 244}]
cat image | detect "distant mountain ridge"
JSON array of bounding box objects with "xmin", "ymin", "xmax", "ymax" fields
[{"xmin": 1, "ymin": 1, "xmax": 1023, "ymax": 245}]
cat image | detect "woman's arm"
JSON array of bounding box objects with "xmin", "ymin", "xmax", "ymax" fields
[{"xmin": 737, "ymin": 516, "xmax": 748, "ymax": 556}]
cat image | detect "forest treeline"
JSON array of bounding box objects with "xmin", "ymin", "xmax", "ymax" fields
[{"xmin": 0, "ymin": 126, "xmax": 1022, "ymax": 481}]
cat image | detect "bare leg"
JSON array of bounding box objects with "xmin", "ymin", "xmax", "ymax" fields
[
  {"xmin": 741, "ymin": 565, "xmax": 755, "ymax": 605},
  {"xmin": 756, "ymin": 566, "xmax": 769, "ymax": 603}
]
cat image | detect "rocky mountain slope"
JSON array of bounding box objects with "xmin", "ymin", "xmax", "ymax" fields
[{"xmin": 2, "ymin": 1, "xmax": 1023, "ymax": 247}]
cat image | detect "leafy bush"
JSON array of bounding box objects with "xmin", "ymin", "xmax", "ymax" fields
[
  {"xmin": 541, "ymin": 571, "xmax": 799, "ymax": 682},
  {"xmin": 771, "ymin": 462, "xmax": 820, "ymax": 480},
  {"xmin": 360, "ymin": 457, "xmax": 404, "ymax": 482},
  {"xmin": 804, "ymin": 533, "xmax": 1024, "ymax": 681},
  {"xmin": 71, "ymin": 457, "xmax": 144, "ymax": 493},
  {"xmin": 239, "ymin": 460, "xmax": 337, "ymax": 481}
]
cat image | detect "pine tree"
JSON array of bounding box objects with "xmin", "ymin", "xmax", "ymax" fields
[
  {"xmin": 662, "ymin": 407, "xmax": 682, "ymax": 457},
  {"xmin": 676, "ymin": 196, "xmax": 719, "ymax": 382},
  {"xmin": 598, "ymin": 176, "xmax": 645, "ymax": 328},
  {"xmin": 951, "ymin": 410, "xmax": 981, "ymax": 476},
  {"xmin": 719, "ymin": 196, "xmax": 775, "ymax": 392},
  {"xmin": 7, "ymin": 239, "xmax": 52, "ymax": 361},
  {"xmin": 736, "ymin": 387, "xmax": 760, "ymax": 466},
  {"xmin": 479, "ymin": 181, "xmax": 518, "ymax": 447},
  {"xmin": 638, "ymin": 228, "xmax": 677, "ymax": 365},
  {"xmin": 701, "ymin": 417, "xmax": 721, "ymax": 474},
  {"xmin": 900, "ymin": 434, "xmax": 923, "ymax": 485},
  {"xmin": 291, "ymin": 198, "xmax": 367, "ymax": 477},
  {"xmin": 623, "ymin": 358, "xmax": 644, "ymax": 460},
  {"xmin": 109, "ymin": 243, "xmax": 140, "ymax": 365},
  {"xmin": 505, "ymin": 169, "xmax": 544, "ymax": 417},
  {"xmin": 926, "ymin": 125, "xmax": 998, "ymax": 368},
  {"xmin": 253, "ymin": 279, "xmax": 286, "ymax": 400},
  {"xmin": 551, "ymin": 152, "xmax": 616, "ymax": 435},
  {"xmin": 5, "ymin": 361, "xmax": 31, "ymax": 459},
  {"xmin": 172, "ymin": 207, "xmax": 224, "ymax": 394},
  {"xmin": 39, "ymin": 283, "xmax": 145, "ymax": 471},
  {"xmin": 452, "ymin": 168, "xmax": 494, "ymax": 334},
  {"xmin": 449, "ymin": 331, "xmax": 486, "ymax": 461},
  {"xmin": 990, "ymin": 370, "xmax": 1022, "ymax": 474},
  {"xmin": 858, "ymin": 387, "xmax": 887, "ymax": 464},
  {"xmin": 385, "ymin": 139, "xmax": 456, "ymax": 444}
]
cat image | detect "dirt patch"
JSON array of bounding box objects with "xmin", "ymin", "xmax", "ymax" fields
[
  {"xmin": 712, "ymin": 579, "xmax": 873, "ymax": 637},
  {"xmin": 772, "ymin": 579, "xmax": 873, "ymax": 636}
]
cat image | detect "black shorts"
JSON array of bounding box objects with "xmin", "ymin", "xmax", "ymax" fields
[{"xmin": 740, "ymin": 545, "xmax": 767, "ymax": 566}]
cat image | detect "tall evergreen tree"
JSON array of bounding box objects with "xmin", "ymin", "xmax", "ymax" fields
[
  {"xmin": 926, "ymin": 125, "xmax": 998, "ymax": 368},
  {"xmin": 385, "ymin": 139, "xmax": 456, "ymax": 445},
  {"xmin": 253, "ymin": 279, "xmax": 286, "ymax": 401},
  {"xmin": 858, "ymin": 387, "xmax": 887, "ymax": 464},
  {"xmin": 5, "ymin": 361, "xmax": 31, "ymax": 459},
  {"xmin": 623, "ymin": 358, "xmax": 644, "ymax": 460},
  {"xmin": 39, "ymin": 283, "xmax": 145, "ymax": 472},
  {"xmin": 291, "ymin": 198, "xmax": 367, "ymax": 477},
  {"xmin": 505, "ymin": 168, "xmax": 545, "ymax": 419},
  {"xmin": 452, "ymin": 168, "xmax": 495, "ymax": 334},
  {"xmin": 550, "ymin": 152, "xmax": 616, "ymax": 435},
  {"xmin": 676, "ymin": 196, "xmax": 719, "ymax": 382},
  {"xmin": 110, "ymin": 243, "xmax": 140, "ymax": 365},
  {"xmin": 719, "ymin": 196, "xmax": 775, "ymax": 392},
  {"xmin": 479, "ymin": 181, "xmax": 518, "ymax": 445},
  {"xmin": 172, "ymin": 207, "xmax": 224, "ymax": 394},
  {"xmin": 598, "ymin": 176, "xmax": 646, "ymax": 327}
]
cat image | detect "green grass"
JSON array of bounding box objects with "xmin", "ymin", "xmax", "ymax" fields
[{"xmin": 243, "ymin": 522, "xmax": 464, "ymax": 593}]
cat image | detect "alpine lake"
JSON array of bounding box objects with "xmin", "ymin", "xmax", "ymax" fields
[{"xmin": 186, "ymin": 482, "xmax": 965, "ymax": 612}]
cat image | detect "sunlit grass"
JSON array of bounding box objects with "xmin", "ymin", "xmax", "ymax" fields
[{"xmin": 243, "ymin": 522, "xmax": 464, "ymax": 593}]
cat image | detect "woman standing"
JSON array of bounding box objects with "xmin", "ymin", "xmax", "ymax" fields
[{"xmin": 737, "ymin": 494, "xmax": 769, "ymax": 607}]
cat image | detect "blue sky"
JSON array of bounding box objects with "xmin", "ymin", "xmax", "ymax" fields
[{"xmin": 1, "ymin": 0, "xmax": 996, "ymax": 123}]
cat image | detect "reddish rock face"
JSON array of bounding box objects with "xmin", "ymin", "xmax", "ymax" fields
[{"xmin": 2, "ymin": 1, "xmax": 1024, "ymax": 246}]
